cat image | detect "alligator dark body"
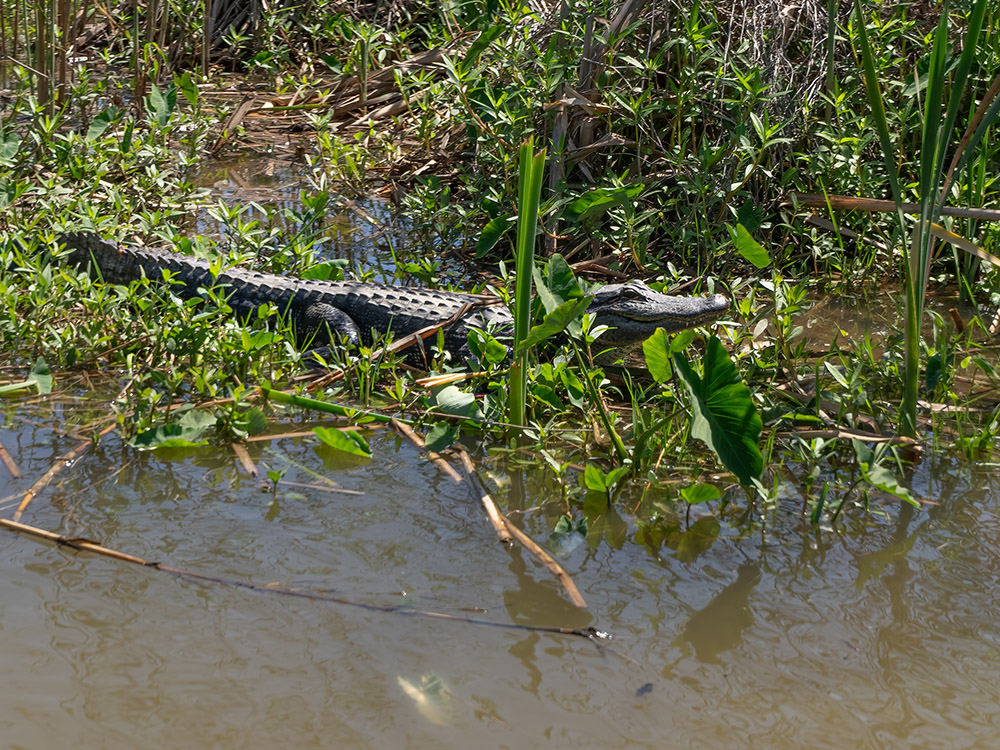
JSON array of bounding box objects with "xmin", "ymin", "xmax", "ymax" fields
[{"xmin": 58, "ymin": 232, "xmax": 729, "ymax": 364}]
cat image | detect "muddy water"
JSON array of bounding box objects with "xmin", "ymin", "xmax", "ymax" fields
[{"xmin": 2, "ymin": 396, "xmax": 1000, "ymax": 749}]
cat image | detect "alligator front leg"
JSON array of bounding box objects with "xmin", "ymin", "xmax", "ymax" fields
[{"xmin": 296, "ymin": 302, "xmax": 362, "ymax": 348}]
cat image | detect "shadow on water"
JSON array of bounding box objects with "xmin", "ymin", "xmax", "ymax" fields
[{"xmin": 678, "ymin": 563, "xmax": 762, "ymax": 664}]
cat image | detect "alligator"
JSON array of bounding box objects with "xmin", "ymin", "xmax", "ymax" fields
[{"xmin": 57, "ymin": 232, "xmax": 729, "ymax": 364}]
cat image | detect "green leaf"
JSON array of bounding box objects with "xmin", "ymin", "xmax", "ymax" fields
[
  {"xmin": 432, "ymin": 385, "xmax": 480, "ymax": 418},
  {"xmin": 129, "ymin": 410, "xmax": 216, "ymax": 450},
  {"xmin": 560, "ymin": 368, "xmax": 585, "ymax": 409},
  {"xmin": 464, "ymin": 25, "xmax": 503, "ymax": 66},
  {"xmin": 543, "ymin": 254, "xmax": 584, "ymax": 302},
  {"xmin": 173, "ymin": 71, "xmax": 199, "ymax": 107},
  {"xmin": 583, "ymin": 464, "xmax": 607, "ymax": 492},
  {"xmin": 86, "ymin": 107, "xmax": 121, "ymax": 140},
  {"xmin": 240, "ymin": 406, "xmax": 268, "ymax": 436},
  {"xmin": 476, "ymin": 215, "xmax": 513, "ymax": 257},
  {"xmin": 28, "ymin": 358, "xmax": 53, "ymax": 394},
  {"xmin": 853, "ymin": 440, "xmax": 917, "ymax": 507},
  {"xmin": 674, "ymin": 336, "xmax": 763, "ymax": 485},
  {"xmin": 532, "ymin": 263, "xmax": 562, "ymax": 315},
  {"xmin": 518, "ymin": 296, "xmax": 591, "ymax": 351},
  {"xmin": 424, "ymin": 422, "xmax": 459, "ymax": 452},
  {"xmin": 643, "ymin": 329, "xmax": 673, "ymax": 383},
  {"xmin": 466, "ymin": 329, "xmax": 508, "ymax": 366},
  {"xmin": 0, "ymin": 381, "xmax": 34, "ymax": 396},
  {"xmin": 147, "ymin": 83, "xmax": 177, "ymax": 127},
  {"xmin": 605, "ymin": 466, "xmax": 629, "ymax": 490},
  {"xmin": 925, "ymin": 352, "xmax": 943, "ymax": 393},
  {"xmin": 736, "ymin": 201, "xmax": 763, "ymax": 233},
  {"xmin": 532, "ymin": 384, "xmax": 563, "ymax": 410},
  {"xmin": 300, "ymin": 259, "xmax": 348, "ymax": 281},
  {"xmin": 0, "ymin": 130, "xmax": 19, "ymax": 166},
  {"xmin": 823, "ymin": 360, "xmax": 850, "ymax": 389},
  {"xmin": 733, "ymin": 224, "xmax": 770, "ymax": 268},
  {"xmin": 313, "ymin": 426, "xmax": 372, "ymax": 458},
  {"xmin": 566, "ymin": 184, "xmax": 644, "ymax": 223},
  {"xmin": 679, "ymin": 483, "xmax": 723, "ymax": 504}
]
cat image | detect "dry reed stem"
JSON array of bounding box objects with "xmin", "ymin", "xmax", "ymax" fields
[
  {"xmin": 0, "ymin": 439, "xmax": 21, "ymax": 478},
  {"xmin": 305, "ymin": 298, "xmax": 493, "ymax": 392},
  {"xmin": 231, "ymin": 442, "xmax": 257, "ymax": 476},
  {"xmin": 210, "ymin": 93, "xmax": 256, "ymax": 154},
  {"xmin": 0, "ymin": 515, "xmax": 600, "ymax": 639},
  {"xmin": 275, "ymin": 479, "xmax": 363, "ymax": 495},
  {"xmin": 790, "ymin": 192, "xmax": 1000, "ymax": 222},
  {"xmin": 391, "ymin": 418, "xmax": 462, "ymax": 482},
  {"xmin": 778, "ymin": 428, "xmax": 916, "ymax": 445},
  {"xmin": 393, "ymin": 421, "xmax": 586, "ymax": 608},
  {"xmin": 456, "ymin": 449, "xmax": 512, "ymax": 543},
  {"xmin": 497, "ymin": 514, "xmax": 588, "ymax": 609},
  {"xmin": 13, "ymin": 423, "xmax": 116, "ymax": 521}
]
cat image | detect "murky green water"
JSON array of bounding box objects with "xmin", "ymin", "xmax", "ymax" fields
[{"xmin": 3, "ymin": 395, "xmax": 1000, "ymax": 749}]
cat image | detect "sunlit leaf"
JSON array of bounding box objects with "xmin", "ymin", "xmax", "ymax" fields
[
  {"xmin": 583, "ymin": 464, "xmax": 607, "ymax": 492},
  {"xmin": 129, "ymin": 410, "xmax": 216, "ymax": 450},
  {"xmin": 643, "ymin": 329, "xmax": 672, "ymax": 383},
  {"xmin": 518, "ymin": 296, "xmax": 591, "ymax": 351},
  {"xmin": 432, "ymin": 385, "xmax": 480, "ymax": 419},
  {"xmin": 566, "ymin": 184, "xmax": 644, "ymax": 222},
  {"xmin": 0, "ymin": 130, "xmax": 19, "ymax": 165},
  {"xmin": 173, "ymin": 71, "xmax": 199, "ymax": 107},
  {"xmin": 313, "ymin": 426, "xmax": 371, "ymax": 458},
  {"xmin": 86, "ymin": 107, "xmax": 121, "ymax": 140},
  {"xmin": 464, "ymin": 25, "xmax": 504, "ymax": 66},
  {"xmin": 679, "ymin": 483, "xmax": 723, "ymax": 504},
  {"xmin": 733, "ymin": 223, "xmax": 770, "ymax": 268},
  {"xmin": 853, "ymin": 440, "xmax": 917, "ymax": 507},
  {"xmin": 300, "ymin": 259, "xmax": 348, "ymax": 280},
  {"xmin": 29, "ymin": 358, "xmax": 53, "ymax": 394}
]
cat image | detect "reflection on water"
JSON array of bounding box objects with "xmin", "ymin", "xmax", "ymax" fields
[
  {"xmin": 183, "ymin": 155, "xmax": 471, "ymax": 286},
  {"xmin": 4, "ymin": 404, "xmax": 1000, "ymax": 747},
  {"xmin": 680, "ymin": 563, "xmax": 761, "ymax": 663}
]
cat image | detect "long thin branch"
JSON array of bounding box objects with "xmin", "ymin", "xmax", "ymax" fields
[{"xmin": 0, "ymin": 515, "xmax": 601, "ymax": 639}]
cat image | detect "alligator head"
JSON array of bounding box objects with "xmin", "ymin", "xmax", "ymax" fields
[{"xmin": 586, "ymin": 280, "xmax": 729, "ymax": 353}]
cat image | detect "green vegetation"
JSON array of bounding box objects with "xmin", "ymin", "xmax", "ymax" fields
[{"xmin": 3, "ymin": 0, "xmax": 1000, "ymax": 544}]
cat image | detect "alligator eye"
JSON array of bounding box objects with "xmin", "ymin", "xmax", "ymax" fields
[{"xmin": 620, "ymin": 286, "xmax": 642, "ymax": 299}]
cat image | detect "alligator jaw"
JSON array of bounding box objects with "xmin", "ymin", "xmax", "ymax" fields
[{"xmin": 587, "ymin": 281, "xmax": 729, "ymax": 348}]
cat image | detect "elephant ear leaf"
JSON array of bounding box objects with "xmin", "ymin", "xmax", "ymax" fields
[{"xmin": 673, "ymin": 336, "xmax": 763, "ymax": 485}]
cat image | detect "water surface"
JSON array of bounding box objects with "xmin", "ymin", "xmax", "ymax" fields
[{"xmin": 2, "ymin": 396, "xmax": 999, "ymax": 749}]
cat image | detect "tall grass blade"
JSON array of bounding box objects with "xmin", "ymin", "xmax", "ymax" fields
[
  {"xmin": 854, "ymin": 0, "xmax": 989, "ymax": 437},
  {"xmin": 507, "ymin": 137, "xmax": 546, "ymax": 437}
]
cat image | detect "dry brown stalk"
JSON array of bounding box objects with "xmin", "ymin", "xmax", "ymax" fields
[
  {"xmin": 497, "ymin": 514, "xmax": 588, "ymax": 609},
  {"xmin": 231, "ymin": 442, "xmax": 257, "ymax": 476},
  {"xmin": 0, "ymin": 439, "xmax": 21, "ymax": 479},
  {"xmin": 778, "ymin": 428, "xmax": 915, "ymax": 445},
  {"xmin": 274, "ymin": 479, "xmax": 363, "ymax": 496},
  {"xmin": 456, "ymin": 449, "xmax": 512, "ymax": 544},
  {"xmin": 790, "ymin": 192, "xmax": 1000, "ymax": 222},
  {"xmin": 0, "ymin": 515, "xmax": 599, "ymax": 639},
  {"xmin": 13, "ymin": 423, "xmax": 117, "ymax": 521},
  {"xmin": 210, "ymin": 93, "xmax": 256, "ymax": 154},
  {"xmin": 306, "ymin": 298, "xmax": 495, "ymax": 393},
  {"xmin": 391, "ymin": 418, "xmax": 462, "ymax": 482}
]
